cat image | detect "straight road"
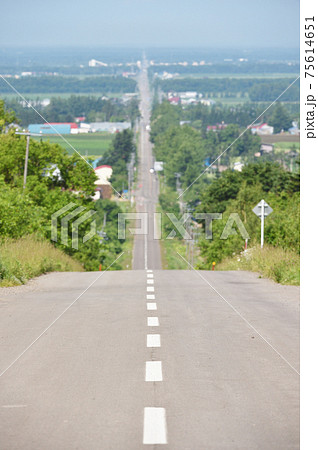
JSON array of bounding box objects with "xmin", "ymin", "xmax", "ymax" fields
[
  {"xmin": 0, "ymin": 270, "xmax": 299, "ymax": 449},
  {"xmin": 0, "ymin": 57, "xmax": 299, "ymax": 448},
  {"xmin": 132, "ymin": 58, "xmax": 161, "ymax": 270}
]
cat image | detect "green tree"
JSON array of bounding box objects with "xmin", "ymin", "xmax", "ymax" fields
[
  {"xmin": 0, "ymin": 100, "xmax": 16, "ymax": 132},
  {"xmin": 150, "ymin": 101, "xmax": 181, "ymax": 143},
  {"xmin": 268, "ymin": 103, "xmax": 292, "ymax": 133}
]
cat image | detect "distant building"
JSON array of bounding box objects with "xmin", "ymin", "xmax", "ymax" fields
[
  {"xmin": 207, "ymin": 123, "xmax": 228, "ymax": 132},
  {"xmin": 122, "ymin": 71, "xmax": 136, "ymax": 78},
  {"xmin": 180, "ymin": 92, "xmax": 198, "ymax": 99},
  {"xmin": 200, "ymin": 99, "xmax": 215, "ymax": 106},
  {"xmin": 168, "ymin": 96, "xmax": 180, "ymax": 105},
  {"xmin": 260, "ymin": 143, "xmax": 274, "ymax": 154},
  {"xmin": 28, "ymin": 123, "xmax": 77, "ymax": 135},
  {"xmin": 93, "ymin": 165, "xmax": 113, "ymax": 200},
  {"xmin": 288, "ymin": 126, "xmax": 300, "ymax": 135},
  {"xmin": 89, "ymin": 122, "xmax": 131, "ymax": 133},
  {"xmin": 77, "ymin": 123, "xmax": 91, "ymax": 134},
  {"xmin": 250, "ymin": 123, "xmax": 274, "ymax": 135}
]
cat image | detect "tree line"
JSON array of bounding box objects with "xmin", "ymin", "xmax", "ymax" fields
[
  {"xmin": 0, "ymin": 75, "xmax": 137, "ymax": 94},
  {"xmin": 4, "ymin": 95, "xmax": 140, "ymax": 128},
  {"xmin": 155, "ymin": 77, "xmax": 299, "ymax": 102}
]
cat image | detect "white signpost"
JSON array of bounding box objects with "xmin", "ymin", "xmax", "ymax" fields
[{"xmin": 252, "ymin": 199, "xmax": 273, "ymax": 248}]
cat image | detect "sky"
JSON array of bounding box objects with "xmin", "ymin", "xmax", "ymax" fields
[{"xmin": 0, "ymin": 0, "xmax": 299, "ymax": 48}]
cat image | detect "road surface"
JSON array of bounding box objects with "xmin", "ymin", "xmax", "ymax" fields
[
  {"xmin": 132, "ymin": 59, "xmax": 161, "ymax": 270},
  {"xmin": 0, "ymin": 58, "xmax": 299, "ymax": 449},
  {"xmin": 0, "ymin": 270, "xmax": 299, "ymax": 449}
]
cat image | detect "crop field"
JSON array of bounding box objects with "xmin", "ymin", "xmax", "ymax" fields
[
  {"xmin": 175, "ymin": 73, "xmax": 298, "ymax": 79},
  {"xmin": 273, "ymin": 141, "xmax": 300, "ymax": 153},
  {"xmin": 33, "ymin": 132, "xmax": 113, "ymax": 157}
]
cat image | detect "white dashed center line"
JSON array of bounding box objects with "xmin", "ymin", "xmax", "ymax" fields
[
  {"xmin": 147, "ymin": 334, "xmax": 161, "ymax": 347},
  {"xmin": 147, "ymin": 303, "xmax": 157, "ymax": 310},
  {"xmin": 145, "ymin": 361, "xmax": 163, "ymax": 381},
  {"xmin": 147, "ymin": 317, "xmax": 159, "ymax": 326},
  {"xmin": 143, "ymin": 270, "xmax": 167, "ymax": 444},
  {"xmin": 143, "ymin": 407, "xmax": 167, "ymax": 445}
]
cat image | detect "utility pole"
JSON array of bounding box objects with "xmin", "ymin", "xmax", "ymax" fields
[{"xmin": 15, "ymin": 131, "xmax": 42, "ymax": 190}]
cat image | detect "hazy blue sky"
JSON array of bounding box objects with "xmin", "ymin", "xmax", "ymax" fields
[{"xmin": 1, "ymin": 0, "xmax": 299, "ymax": 48}]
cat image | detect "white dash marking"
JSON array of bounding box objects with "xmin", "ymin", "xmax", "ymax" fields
[
  {"xmin": 147, "ymin": 279, "xmax": 154, "ymax": 285},
  {"xmin": 147, "ymin": 273, "xmax": 154, "ymax": 278},
  {"xmin": 147, "ymin": 270, "xmax": 153, "ymax": 273},
  {"xmin": 147, "ymin": 286, "xmax": 155, "ymax": 292},
  {"xmin": 145, "ymin": 361, "xmax": 163, "ymax": 381},
  {"xmin": 2, "ymin": 405, "xmax": 27, "ymax": 408},
  {"xmin": 147, "ymin": 294, "xmax": 155, "ymax": 300},
  {"xmin": 147, "ymin": 317, "xmax": 159, "ymax": 327},
  {"xmin": 147, "ymin": 303, "xmax": 157, "ymax": 311},
  {"xmin": 147, "ymin": 334, "xmax": 161, "ymax": 347},
  {"xmin": 143, "ymin": 407, "xmax": 167, "ymax": 444}
]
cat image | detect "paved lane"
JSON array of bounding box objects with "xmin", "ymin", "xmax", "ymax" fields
[
  {"xmin": 0, "ymin": 270, "xmax": 299, "ymax": 449},
  {"xmin": 0, "ymin": 57, "xmax": 299, "ymax": 450},
  {"xmin": 132, "ymin": 58, "xmax": 161, "ymax": 270}
]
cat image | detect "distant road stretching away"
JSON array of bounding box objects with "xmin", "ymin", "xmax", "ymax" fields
[
  {"xmin": 133, "ymin": 58, "xmax": 161, "ymax": 270},
  {"xmin": 0, "ymin": 58, "xmax": 299, "ymax": 449}
]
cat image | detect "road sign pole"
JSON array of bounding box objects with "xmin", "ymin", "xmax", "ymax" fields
[
  {"xmin": 23, "ymin": 134, "xmax": 30, "ymax": 190},
  {"xmin": 253, "ymin": 199, "xmax": 273, "ymax": 249},
  {"xmin": 261, "ymin": 199, "xmax": 265, "ymax": 249}
]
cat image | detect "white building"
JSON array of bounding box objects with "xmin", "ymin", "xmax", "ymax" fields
[
  {"xmin": 89, "ymin": 122, "xmax": 131, "ymax": 133},
  {"xmin": 250, "ymin": 123, "xmax": 274, "ymax": 136}
]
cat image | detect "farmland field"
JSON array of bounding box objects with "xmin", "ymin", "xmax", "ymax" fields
[
  {"xmin": 33, "ymin": 132, "xmax": 113, "ymax": 157},
  {"xmin": 1, "ymin": 92, "xmax": 124, "ymax": 100}
]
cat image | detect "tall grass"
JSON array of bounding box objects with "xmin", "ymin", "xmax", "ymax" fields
[
  {"xmin": 0, "ymin": 235, "xmax": 84, "ymax": 287},
  {"xmin": 217, "ymin": 244, "xmax": 299, "ymax": 285}
]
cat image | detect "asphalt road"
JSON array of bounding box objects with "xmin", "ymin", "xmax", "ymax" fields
[
  {"xmin": 0, "ymin": 270, "xmax": 299, "ymax": 449},
  {"xmin": 132, "ymin": 59, "xmax": 161, "ymax": 270},
  {"xmin": 0, "ymin": 59, "xmax": 299, "ymax": 448}
]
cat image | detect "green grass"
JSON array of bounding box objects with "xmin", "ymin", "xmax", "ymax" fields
[
  {"xmin": 117, "ymin": 201, "xmax": 135, "ymax": 270},
  {"xmin": 33, "ymin": 132, "xmax": 113, "ymax": 157},
  {"xmin": 217, "ymin": 244, "xmax": 300, "ymax": 285},
  {"xmin": 160, "ymin": 239, "xmax": 189, "ymax": 270},
  {"xmin": 273, "ymin": 142, "xmax": 300, "ymax": 154},
  {"xmin": 0, "ymin": 235, "xmax": 84, "ymax": 287}
]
